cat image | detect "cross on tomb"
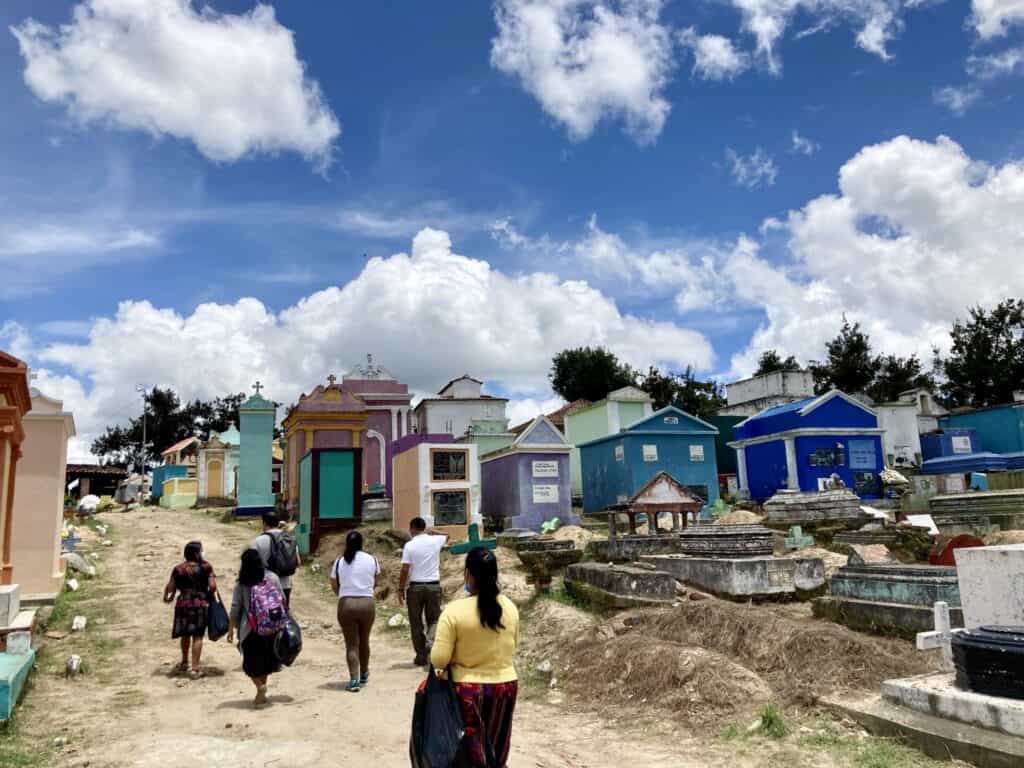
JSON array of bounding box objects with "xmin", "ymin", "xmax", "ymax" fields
[
  {"xmin": 916, "ymin": 601, "xmax": 959, "ymax": 672},
  {"xmin": 449, "ymin": 523, "xmax": 497, "ymax": 555},
  {"xmin": 252, "ymin": 380, "xmax": 263, "ymax": 395}
]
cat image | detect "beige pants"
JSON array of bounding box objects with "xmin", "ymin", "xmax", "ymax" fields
[{"xmin": 337, "ymin": 597, "xmax": 375, "ymax": 681}]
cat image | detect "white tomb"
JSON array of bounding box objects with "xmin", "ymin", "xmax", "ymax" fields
[{"xmin": 954, "ymin": 543, "xmax": 1024, "ymax": 629}]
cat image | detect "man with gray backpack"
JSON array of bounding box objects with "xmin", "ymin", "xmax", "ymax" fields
[{"xmin": 251, "ymin": 513, "xmax": 301, "ymax": 607}]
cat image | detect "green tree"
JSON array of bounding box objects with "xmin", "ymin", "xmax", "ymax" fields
[
  {"xmin": 753, "ymin": 349, "xmax": 801, "ymax": 376},
  {"xmin": 639, "ymin": 365, "xmax": 725, "ymax": 420},
  {"xmin": 867, "ymin": 354, "xmax": 935, "ymax": 403},
  {"xmin": 90, "ymin": 387, "xmax": 248, "ymax": 468},
  {"xmin": 941, "ymin": 299, "xmax": 1024, "ymax": 408},
  {"xmin": 809, "ymin": 317, "xmax": 876, "ymax": 395},
  {"xmin": 549, "ymin": 346, "xmax": 637, "ymax": 403}
]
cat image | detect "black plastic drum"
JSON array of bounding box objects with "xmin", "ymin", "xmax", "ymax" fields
[{"xmin": 952, "ymin": 625, "xmax": 1024, "ymax": 699}]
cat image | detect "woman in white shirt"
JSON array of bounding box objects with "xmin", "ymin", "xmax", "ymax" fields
[{"xmin": 330, "ymin": 530, "xmax": 380, "ymax": 692}]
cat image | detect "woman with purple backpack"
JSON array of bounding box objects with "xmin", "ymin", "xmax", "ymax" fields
[{"xmin": 228, "ymin": 548, "xmax": 288, "ymax": 707}]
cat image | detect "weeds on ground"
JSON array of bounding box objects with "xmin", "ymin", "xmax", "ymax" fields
[
  {"xmin": 529, "ymin": 586, "xmax": 605, "ymax": 616},
  {"xmin": 0, "ymin": 699, "xmax": 50, "ymax": 767},
  {"xmin": 760, "ymin": 703, "xmax": 789, "ymax": 739},
  {"xmin": 799, "ymin": 719, "xmax": 950, "ymax": 767}
]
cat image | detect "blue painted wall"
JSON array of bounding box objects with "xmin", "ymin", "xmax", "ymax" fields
[
  {"xmin": 151, "ymin": 465, "xmax": 187, "ymax": 500},
  {"xmin": 581, "ymin": 431, "xmax": 719, "ymax": 513},
  {"xmin": 795, "ymin": 434, "xmax": 883, "ymax": 497},
  {"xmin": 238, "ymin": 408, "xmax": 275, "ymax": 513},
  {"xmin": 941, "ymin": 406, "xmax": 1024, "ymax": 455},
  {"xmin": 744, "ymin": 440, "xmax": 788, "ymax": 502},
  {"xmin": 481, "ymin": 451, "xmax": 572, "ymax": 530},
  {"xmin": 920, "ymin": 428, "xmax": 982, "ymax": 461}
]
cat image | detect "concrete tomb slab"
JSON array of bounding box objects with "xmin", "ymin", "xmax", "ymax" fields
[
  {"xmin": 762, "ymin": 489, "xmax": 866, "ymax": 526},
  {"xmin": 0, "ymin": 649, "xmax": 35, "ymax": 722},
  {"xmin": 883, "ymin": 671, "xmax": 1024, "ymax": 739},
  {"xmin": 955, "ymin": 544, "xmax": 1024, "ymax": 629},
  {"xmin": 587, "ymin": 535, "xmax": 684, "ymax": 563},
  {"xmin": 813, "ymin": 564, "xmax": 963, "ymax": 638},
  {"xmin": 0, "ymin": 585, "xmax": 20, "ymax": 628},
  {"xmin": 929, "ymin": 490, "xmax": 1024, "ymax": 537},
  {"xmin": 643, "ymin": 554, "xmax": 824, "ymax": 600},
  {"xmin": 496, "ymin": 529, "xmax": 537, "ymax": 549},
  {"xmin": 565, "ymin": 562, "xmax": 677, "ymax": 608},
  {"xmin": 678, "ymin": 524, "xmax": 774, "ymax": 558}
]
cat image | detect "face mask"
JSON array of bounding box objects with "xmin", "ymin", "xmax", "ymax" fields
[{"xmin": 464, "ymin": 583, "xmax": 473, "ymax": 595}]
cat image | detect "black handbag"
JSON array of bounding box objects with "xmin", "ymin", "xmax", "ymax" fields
[
  {"xmin": 273, "ymin": 616, "xmax": 303, "ymax": 666},
  {"xmin": 207, "ymin": 593, "xmax": 229, "ymax": 642},
  {"xmin": 410, "ymin": 666, "xmax": 464, "ymax": 768}
]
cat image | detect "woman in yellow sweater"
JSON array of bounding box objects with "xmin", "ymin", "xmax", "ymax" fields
[{"xmin": 431, "ymin": 547, "xmax": 519, "ymax": 767}]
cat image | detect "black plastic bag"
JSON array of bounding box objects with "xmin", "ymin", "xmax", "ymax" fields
[
  {"xmin": 207, "ymin": 593, "xmax": 229, "ymax": 642},
  {"xmin": 410, "ymin": 666, "xmax": 464, "ymax": 768},
  {"xmin": 273, "ymin": 616, "xmax": 303, "ymax": 666}
]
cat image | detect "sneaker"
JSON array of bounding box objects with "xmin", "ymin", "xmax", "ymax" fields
[
  {"xmin": 345, "ymin": 680, "xmax": 361, "ymax": 693},
  {"xmin": 360, "ymin": 672, "xmax": 370, "ymax": 687}
]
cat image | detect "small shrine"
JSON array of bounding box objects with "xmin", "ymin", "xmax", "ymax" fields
[
  {"xmin": 236, "ymin": 382, "xmax": 277, "ymax": 517},
  {"xmin": 282, "ymin": 373, "xmax": 368, "ymax": 516}
]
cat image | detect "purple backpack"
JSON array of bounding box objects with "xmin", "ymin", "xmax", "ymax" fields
[{"xmin": 248, "ymin": 578, "xmax": 288, "ymax": 636}]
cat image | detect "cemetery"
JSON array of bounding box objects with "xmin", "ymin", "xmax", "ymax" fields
[{"xmin": 8, "ymin": 352, "xmax": 1024, "ymax": 768}]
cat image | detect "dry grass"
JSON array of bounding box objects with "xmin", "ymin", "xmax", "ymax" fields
[
  {"xmin": 640, "ymin": 601, "xmax": 940, "ymax": 705},
  {"xmin": 564, "ymin": 635, "xmax": 773, "ymax": 725}
]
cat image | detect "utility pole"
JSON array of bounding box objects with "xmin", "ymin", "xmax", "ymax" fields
[{"xmin": 136, "ymin": 384, "xmax": 148, "ymax": 492}]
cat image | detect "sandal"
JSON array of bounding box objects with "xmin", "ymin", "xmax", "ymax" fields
[
  {"xmin": 254, "ymin": 685, "xmax": 269, "ymax": 707},
  {"xmin": 189, "ymin": 669, "xmax": 204, "ymax": 680},
  {"xmin": 174, "ymin": 661, "xmax": 189, "ymax": 674}
]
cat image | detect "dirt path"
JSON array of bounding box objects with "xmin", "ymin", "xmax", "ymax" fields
[{"xmin": 19, "ymin": 506, "xmax": 758, "ymax": 767}]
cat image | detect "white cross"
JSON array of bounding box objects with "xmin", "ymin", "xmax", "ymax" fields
[{"xmin": 916, "ymin": 601, "xmax": 959, "ymax": 671}]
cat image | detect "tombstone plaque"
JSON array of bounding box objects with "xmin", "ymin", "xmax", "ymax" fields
[{"xmin": 954, "ymin": 543, "xmax": 1024, "ymax": 629}]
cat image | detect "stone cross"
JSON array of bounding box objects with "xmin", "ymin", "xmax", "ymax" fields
[
  {"xmin": 252, "ymin": 380, "xmax": 263, "ymax": 395},
  {"xmin": 916, "ymin": 601, "xmax": 956, "ymax": 671},
  {"xmin": 327, "ymin": 374, "xmax": 337, "ymax": 387}
]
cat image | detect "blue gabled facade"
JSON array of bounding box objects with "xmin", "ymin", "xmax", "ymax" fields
[
  {"xmin": 729, "ymin": 390, "xmax": 885, "ymax": 502},
  {"xmin": 578, "ymin": 406, "xmax": 719, "ymax": 514}
]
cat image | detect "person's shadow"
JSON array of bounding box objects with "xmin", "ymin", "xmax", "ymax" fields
[{"xmin": 217, "ymin": 694, "xmax": 295, "ymax": 709}]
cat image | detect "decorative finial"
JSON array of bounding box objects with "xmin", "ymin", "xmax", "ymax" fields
[
  {"xmin": 367, "ymin": 353, "xmax": 373, "ymax": 366},
  {"xmin": 253, "ymin": 380, "xmax": 263, "ymax": 395},
  {"xmin": 327, "ymin": 373, "xmax": 337, "ymax": 387}
]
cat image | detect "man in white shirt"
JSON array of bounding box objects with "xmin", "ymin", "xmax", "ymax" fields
[{"xmin": 398, "ymin": 517, "xmax": 447, "ymax": 666}]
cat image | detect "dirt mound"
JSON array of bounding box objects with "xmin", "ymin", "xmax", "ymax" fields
[
  {"xmin": 565, "ymin": 636, "xmax": 772, "ymax": 724},
  {"xmin": 521, "ymin": 599, "xmax": 598, "ymax": 658},
  {"xmin": 984, "ymin": 530, "xmax": 1024, "ymax": 546},
  {"xmin": 551, "ymin": 525, "xmax": 604, "ymax": 548},
  {"xmin": 713, "ymin": 510, "xmax": 764, "ymax": 526},
  {"xmin": 780, "ymin": 546, "xmax": 848, "ymax": 577},
  {"xmin": 640, "ymin": 600, "xmax": 937, "ymax": 704}
]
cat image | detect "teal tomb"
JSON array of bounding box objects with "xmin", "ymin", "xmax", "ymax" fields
[{"xmin": 236, "ymin": 382, "xmax": 277, "ymax": 517}]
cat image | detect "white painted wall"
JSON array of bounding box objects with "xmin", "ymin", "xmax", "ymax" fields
[
  {"xmin": 419, "ymin": 400, "xmax": 507, "ymax": 438},
  {"xmin": 875, "ymin": 405, "xmax": 922, "ymax": 467},
  {"xmin": 726, "ymin": 370, "xmax": 815, "ymax": 407}
]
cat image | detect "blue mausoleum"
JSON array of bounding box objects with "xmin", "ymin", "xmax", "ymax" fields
[
  {"xmin": 578, "ymin": 406, "xmax": 719, "ymax": 514},
  {"xmin": 729, "ymin": 390, "xmax": 885, "ymax": 502}
]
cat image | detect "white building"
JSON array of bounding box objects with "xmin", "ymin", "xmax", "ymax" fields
[
  {"xmin": 897, "ymin": 388, "xmax": 948, "ymax": 433},
  {"xmin": 874, "ymin": 403, "xmax": 922, "ymax": 468},
  {"xmin": 718, "ymin": 370, "xmax": 816, "ymax": 417},
  {"xmin": 413, "ymin": 375, "xmax": 509, "ymax": 439}
]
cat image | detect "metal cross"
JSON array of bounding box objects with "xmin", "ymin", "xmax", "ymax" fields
[{"xmin": 253, "ymin": 381, "xmax": 263, "ymax": 395}]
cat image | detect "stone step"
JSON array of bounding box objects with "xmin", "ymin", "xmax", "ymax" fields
[{"xmin": 824, "ymin": 692, "xmax": 1024, "ymax": 768}]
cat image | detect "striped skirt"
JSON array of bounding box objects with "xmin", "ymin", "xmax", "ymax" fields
[{"xmin": 454, "ymin": 681, "xmax": 518, "ymax": 768}]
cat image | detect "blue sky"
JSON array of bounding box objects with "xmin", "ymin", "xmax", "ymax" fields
[{"xmin": 2, "ymin": 0, "xmax": 1024, "ymax": 457}]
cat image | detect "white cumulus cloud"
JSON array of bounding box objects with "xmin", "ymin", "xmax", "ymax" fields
[
  {"xmin": 10, "ymin": 0, "xmax": 340, "ymax": 169},
  {"xmin": 22, "ymin": 228, "xmax": 713, "ymax": 460},
  {"xmin": 490, "ymin": 0, "xmax": 675, "ymax": 143},
  {"xmin": 971, "ymin": 0, "xmax": 1024, "ymax": 38},
  {"xmin": 726, "ymin": 147, "xmax": 778, "ymax": 189},
  {"xmin": 679, "ymin": 27, "xmax": 750, "ymax": 80},
  {"xmin": 724, "ymin": 135, "xmax": 1024, "ymax": 375}
]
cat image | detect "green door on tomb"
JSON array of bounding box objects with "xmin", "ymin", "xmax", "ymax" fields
[
  {"xmin": 319, "ymin": 450, "xmax": 355, "ymax": 520},
  {"xmin": 298, "ymin": 453, "xmax": 313, "ymax": 555}
]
